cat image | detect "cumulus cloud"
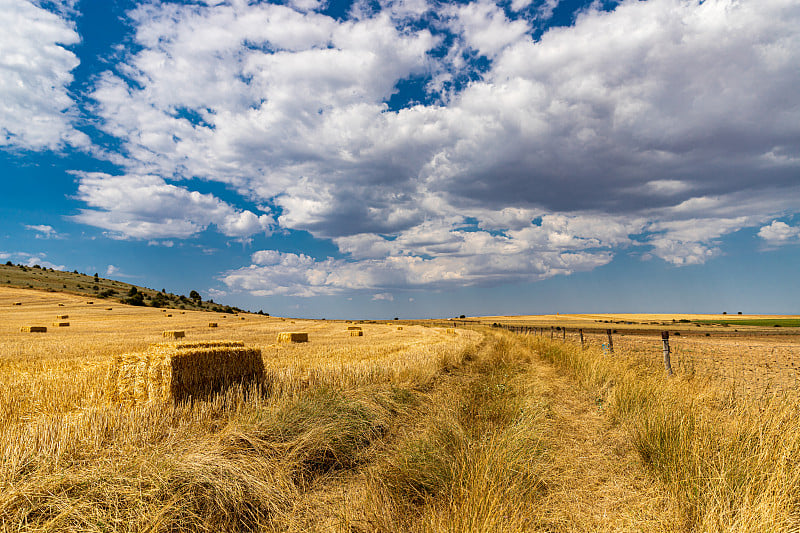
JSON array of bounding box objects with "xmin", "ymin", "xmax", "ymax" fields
[
  {"xmin": 223, "ymin": 243, "xmax": 613, "ymax": 297},
  {"xmin": 24, "ymin": 224, "xmax": 63, "ymax": 239},
  {"xmin": 73, "ymin": 0, "xmax": 800, "ymax": 294},
  {"xmin": 372, "ymin": 293, "xmax": 394, "ymax": 301},
  {"xmin": 71, "ymin": 172, "xmax": 274, "ymax": 240},
  {"xmin": 0, "ymin": 0, "xmax": 88, "ymax": 150},
  {"xmin": 5, "ymin": 252, "xmax": 64, "ymax": 270},
  {"xmin": 758, "ymin": 221, "xmax": 800, "ymax": 246}
]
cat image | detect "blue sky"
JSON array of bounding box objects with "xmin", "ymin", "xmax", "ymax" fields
[{"xmin": 1, "ymin": 0, "xmax": 799, "ymax": 319}]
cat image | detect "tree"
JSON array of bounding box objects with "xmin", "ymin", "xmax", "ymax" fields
[
  {"xmin": 94, "ymin": 273, "xmax": 99, "ymax": 282},
  {"xmin": 459, "ymin": 315, "xmax": 466, "ymax": 319},
  {"xmin": 189, "ymin": 290, "xmax": 202, "ymax": 303},
  {"xmin": 127, "ymin": 286, "xmax": 138, "ymax": 297}
]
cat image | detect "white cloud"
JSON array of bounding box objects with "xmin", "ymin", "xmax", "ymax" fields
[
  {"xmin": 207, "ymin": 288, "xmax": 227, "ymax": 299},
  {"xmin": 71, "ymin": 172, "xmax": 274, "ymax": 240},
  {"xmin": 372, "ymin": 292, "xmax": 394, "ymax": 301},
  {"xmin": 0, "ymin": 0, "xmax": 87, "ymax": 150},
  {"xmin": 7, "ymin": 252, "xmax": 65, "ymax": 270},
  {"xmin": 445, "ymin": 0, "xmax": 530, "ymax": 58},
  {"xmin": 147, "ymin": 240, "xmax": 175, "ymax": 247},
  {"xmin": 223, "ymin": 243, "xmax": 613, "ymax": 297},
  {"xmin": 24, "ymin": 224, "xmax": 63, "ymax": 239},
  {"xmin": 74, "ymin": 0, "xmax": 800, "ymax": 293},
  {"xmin": 105, "ymin": 265, "xmax": 118, "ymax": 276},
  {"xmin": 758, "ymin": 221, "xmax": 800, "ymax": 246}
]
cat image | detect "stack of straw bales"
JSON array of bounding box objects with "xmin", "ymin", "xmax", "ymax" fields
[
  {"xmin": 106, "ymin": 341, "xmax": 262, "ymax": 405},
  {"xmin": 349, "ymin": 330, "xmax": 364, "ymax": 337},
  {"xmin": 277, "ymin": 332, "xmax": 308, "ymax": 343}
]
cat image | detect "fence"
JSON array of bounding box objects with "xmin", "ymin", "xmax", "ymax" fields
[{"xmin": 491, "ymin": 323, "xmax": 800, "ymax": 396}]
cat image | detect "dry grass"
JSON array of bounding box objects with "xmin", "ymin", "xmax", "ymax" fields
[
  {"xmin": 5, "ymin": 286, "xmax": 796, "ymax": 531},
  {"xmin": 0, "ymin": 287, "xmax": 479, "ymax": 532},
  {"xmin": 527, "ymin": 334, "xmax": 800, "ymax": 531}
]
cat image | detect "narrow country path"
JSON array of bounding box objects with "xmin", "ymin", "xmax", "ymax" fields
[{"xmin": 527, "ymin": 353, "xmax": 687, "ymax": 532}]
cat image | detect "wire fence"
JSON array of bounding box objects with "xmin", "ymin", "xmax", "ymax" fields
[{"xmin": 432, "ymin": 321, "xmax": 800, "ymax": 396}]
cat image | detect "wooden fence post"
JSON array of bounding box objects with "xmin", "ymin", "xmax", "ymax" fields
[
  {"xmin": 550, "ymin": 327, "xmax": 554, "ymax": 340},
  {"xmin": 606, "ymin": 329, "xmax": 614, "ymax": 354},
  {"xmin": 579, "ymin": 329, "xmax": 584, "ymax": 350},
  {"xmin": 662, "ymin": 331, "xmax": 673, "ymax": 376},
  {"xmin": 562, "ymin": 328, "xmax": 566, "ymax": 341}
]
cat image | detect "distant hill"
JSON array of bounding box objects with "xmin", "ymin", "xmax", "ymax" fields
[{"xmin": 0, "ymin": 262, "xmax": 251, "ymax": 314}]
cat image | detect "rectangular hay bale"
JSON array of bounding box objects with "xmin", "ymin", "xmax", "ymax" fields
[
  {"xmin": 349, "ymin": 330, "xmax": 364, "ymax": 337},
  {"xmin": 163, "ymin": 330, "xmax": 185, "ymax": 339},
  {"xmin": 56, "ymin": 315, "xmax": 69, "ymax": 319},
  {"xmin": 20, "ymin": 326, "xmax": 47, "ymax": 332},
  {"xmin": 149, "ymin": 341, "xmax": 245, "ymax": 350},
  {"xmin": 208, "ymin": 322, "xmax": 218, "ymax": 327},
  {"xmin": 106, "ymin": 343, "xmax": 264, "ymax": 405},
  {"xmin": 277, "ymin": 332, "xmax": 308, "ymax": 343},
  {"xmin": 53, "ymin": 322, "xmax": 70, "ymax": 327},
  {"xmin": 347, "ymin": 326, "xmax": 362, "ymax": 331}
]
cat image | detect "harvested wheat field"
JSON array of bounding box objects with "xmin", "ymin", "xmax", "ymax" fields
[{"xmin": 2, "ymin": 287, "xmax": 800, "ymax": 532}]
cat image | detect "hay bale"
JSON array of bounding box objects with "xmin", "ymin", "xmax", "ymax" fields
[
  {"xmin": 20, "ymin": 326, "xmax": 47, "ymax": 332},
  {"xmin": 106, "ymin": 342, "xmax": 263, "ymax": 405},
  {"xmin": 165, "ymin": 314, "xmax": 172, "ymax": 317},
  {"xmin": 347, "ymin": 326, "xmax": 362, "ymax": 331},
  {"xmin": 240, "ymin": 317, "xmax": 245, "ymax": 320},
  {"xmin": 161, "ymin": 309, "xmax": 167, "ymax": 313},
  {"xmin": 397, "ymin": 326, "xmax": 403, "ymax": 330},
  {"xmin": 58, "ymin": 303, "xmax": 65, "ymax": 307},
  {"xmin": 52, "ymin": 322, "xmax": 70, "ymax": 327},
  {"xmin": 106, "ymin": 307, "xmax": 113, "ymax": 311},
  {"xmin": 149, "ymin": 341, "xmax": 245, "ymax": 351},
  {"xmin": 349, "ymin": 330, "xmax": 364, "ymax": 337},
  {"xmin": 208, "ymin": 322, "xmax": 218, "ymax": 328},
  {"xmin": 163, "ymin": 330, "xmax": 185, "ymax": 339},
  {"xmin": 56, "ymin": 315, "xmax": 69, "ymax": 319},
  {"xmin": 12, "ymin": 302, "xmax": 21, "ymax": 306},
  {"xmin": 277, "ymin": 332, "xmax": 308, "ymax": 343},
  {"xmin": 446, "ymin": 328, "xmax": 456, "ymax": 334},
  {"xmin": 86, "ymin": 301, "xmax": 94, "ymax": 304}
]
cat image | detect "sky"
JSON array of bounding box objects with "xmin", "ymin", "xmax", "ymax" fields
[{"xmin": 1, "ymin": 0, "xmax": 799, "ymax": 319}]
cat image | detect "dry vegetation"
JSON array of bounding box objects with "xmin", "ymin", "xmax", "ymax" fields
[{"xmin": 2, "ymin": 287, "xmax": 799, "ymax": 531}]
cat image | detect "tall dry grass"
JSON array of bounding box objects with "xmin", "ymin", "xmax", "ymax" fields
[
  {"xmin": 360, "ymin": 333, "xmax": 552, "ymax": 532},
  {"xmin": 526, "ymin": 335, "xmax": 800, "ymax": 531},
  {"xmin": 0, "ymin": 296, "xmax": 480, "ymax": 531}
]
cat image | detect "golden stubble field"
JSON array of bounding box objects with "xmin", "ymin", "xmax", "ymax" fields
[
  {"xmin": 0, "ymin": 287, "xmax": 478, "ymax": 418},
  {"xmin": 476, "ymin": 312, "xmax": 800, "ymax": 394}
]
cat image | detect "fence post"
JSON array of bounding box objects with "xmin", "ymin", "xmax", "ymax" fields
[
  {"xmin": 562, "ymin": 328, "xmax": 566, "ymax": 341},
  {"xmin": 579, "ymin": 329, "xmax": 584, "ymax": 350},
  {"xmin": 662, "ymin": 331, "xmax": 673, "ymax": 376},
  {"xmin": 550, "ymin": 327, "xmax": 554, "ymax": 340},
  {"xmin": 606, "ymin": 329, "xmax": 614, "ymax": 354}
]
